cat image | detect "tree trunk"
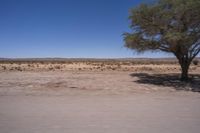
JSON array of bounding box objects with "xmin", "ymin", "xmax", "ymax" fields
[
  {"xmin": 180, "ymin": 63, "xmax": 189, "ymax": 81},
  {"xmin": 179, "ymin": 57, "xmax": 191, "ymax": 81}
]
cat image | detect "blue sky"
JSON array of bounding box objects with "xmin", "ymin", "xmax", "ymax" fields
[{"xmin": 0, "ymin": 0, "xmax": 172, "ymax": 58}]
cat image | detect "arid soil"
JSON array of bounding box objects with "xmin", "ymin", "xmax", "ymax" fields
[{"xmin": 0, "ymin": 60, "xmax": 200, "ymax": 133}]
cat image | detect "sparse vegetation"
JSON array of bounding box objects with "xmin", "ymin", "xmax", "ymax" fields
[
  {"xmin": 48, "ymin": 67, "xmax": 54, "ymax": 71},
  {"xmin": 0, "ymin": 58, "xmax": 199, "ymax": 73},
  {"xmin": 2, "ymin": 66, "xmax": 6, "ymax": 70},
  {"xmin": 193, "ymin": 60, "xmax": 199, "ymax": 66},
  {"xmin": 55, "ymin": 65, "xmax": 61, "ymax": 69}
]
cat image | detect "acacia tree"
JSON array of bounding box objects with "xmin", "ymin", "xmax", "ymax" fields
[{"xmin": 124, "ymin": 0, "xmax": 200, "ymax": 81}]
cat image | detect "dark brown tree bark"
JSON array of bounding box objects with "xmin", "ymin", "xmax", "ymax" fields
[
  {"xmin": 177, "ymin": 56, "xmax": 191, "ymax": 81},
  {"xmin": 180, "ymin": 62, "xmax": 189, "ymax": 81}
]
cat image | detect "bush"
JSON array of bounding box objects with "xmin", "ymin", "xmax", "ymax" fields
[
  {"xmin": 193, "ymin": 60, "xmax": 199, "ymax": 65},
  {"xmin": 2, "ymin": 66, "xmax": 6, "ymax": 70}
]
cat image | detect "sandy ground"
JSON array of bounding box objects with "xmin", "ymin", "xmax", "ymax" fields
[{"xmin": 0, "ymin": 70, "xmax": 200, "ymax": 133}]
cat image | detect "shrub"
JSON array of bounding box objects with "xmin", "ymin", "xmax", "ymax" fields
[
  {"xmin": 2, "ymin": 66, "xmax": 6, "ymax": 70},
  {"xmin": 193, "ymin": 60, "xmax": 199, "ymax": 66}
]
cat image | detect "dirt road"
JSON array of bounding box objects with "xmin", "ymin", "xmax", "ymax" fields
[{"xmin": 0, "ymin": 71, "xmax": 200, "ymax": 133}]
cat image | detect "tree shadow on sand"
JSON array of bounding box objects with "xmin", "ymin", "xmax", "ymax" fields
[{"xmin": 130, "ymin": 73, "xmax": 200, "ymax": 92}]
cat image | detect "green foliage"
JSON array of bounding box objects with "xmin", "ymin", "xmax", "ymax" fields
[{"xmin": 124, "ymin": 0, "xmax": 200, "ymax": 57}]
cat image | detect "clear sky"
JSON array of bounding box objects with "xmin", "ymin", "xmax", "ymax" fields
[{"xmin": 0, "ymin": 0, "xmax": 172, "ymax": 58}]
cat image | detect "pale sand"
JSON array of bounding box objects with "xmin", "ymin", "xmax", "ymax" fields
[{"xmin": 0, "ymin": 71, "xmax": 200, "ymax": 133}]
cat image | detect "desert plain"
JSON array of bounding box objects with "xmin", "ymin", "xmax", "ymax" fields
[{"xmin": 0, "ymin": 58, "xmax": 200, "ymax": 133}]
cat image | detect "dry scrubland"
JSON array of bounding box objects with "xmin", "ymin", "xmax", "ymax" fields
[
  {"xmin": 0, "ymin": 58, "xmax": 199, "ymax": 72},
  {"xmin": 0, "ymin": 58, "xmax": 200, "ymax": 133},
  {"xmin": 0, "ymin": 58, "xmax": 200, "ymax": 95}
]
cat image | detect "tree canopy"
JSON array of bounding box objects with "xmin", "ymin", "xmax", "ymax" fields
[{"xmin": 124, "ymin": 0, "xmax": 200, "ymax": 81}]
